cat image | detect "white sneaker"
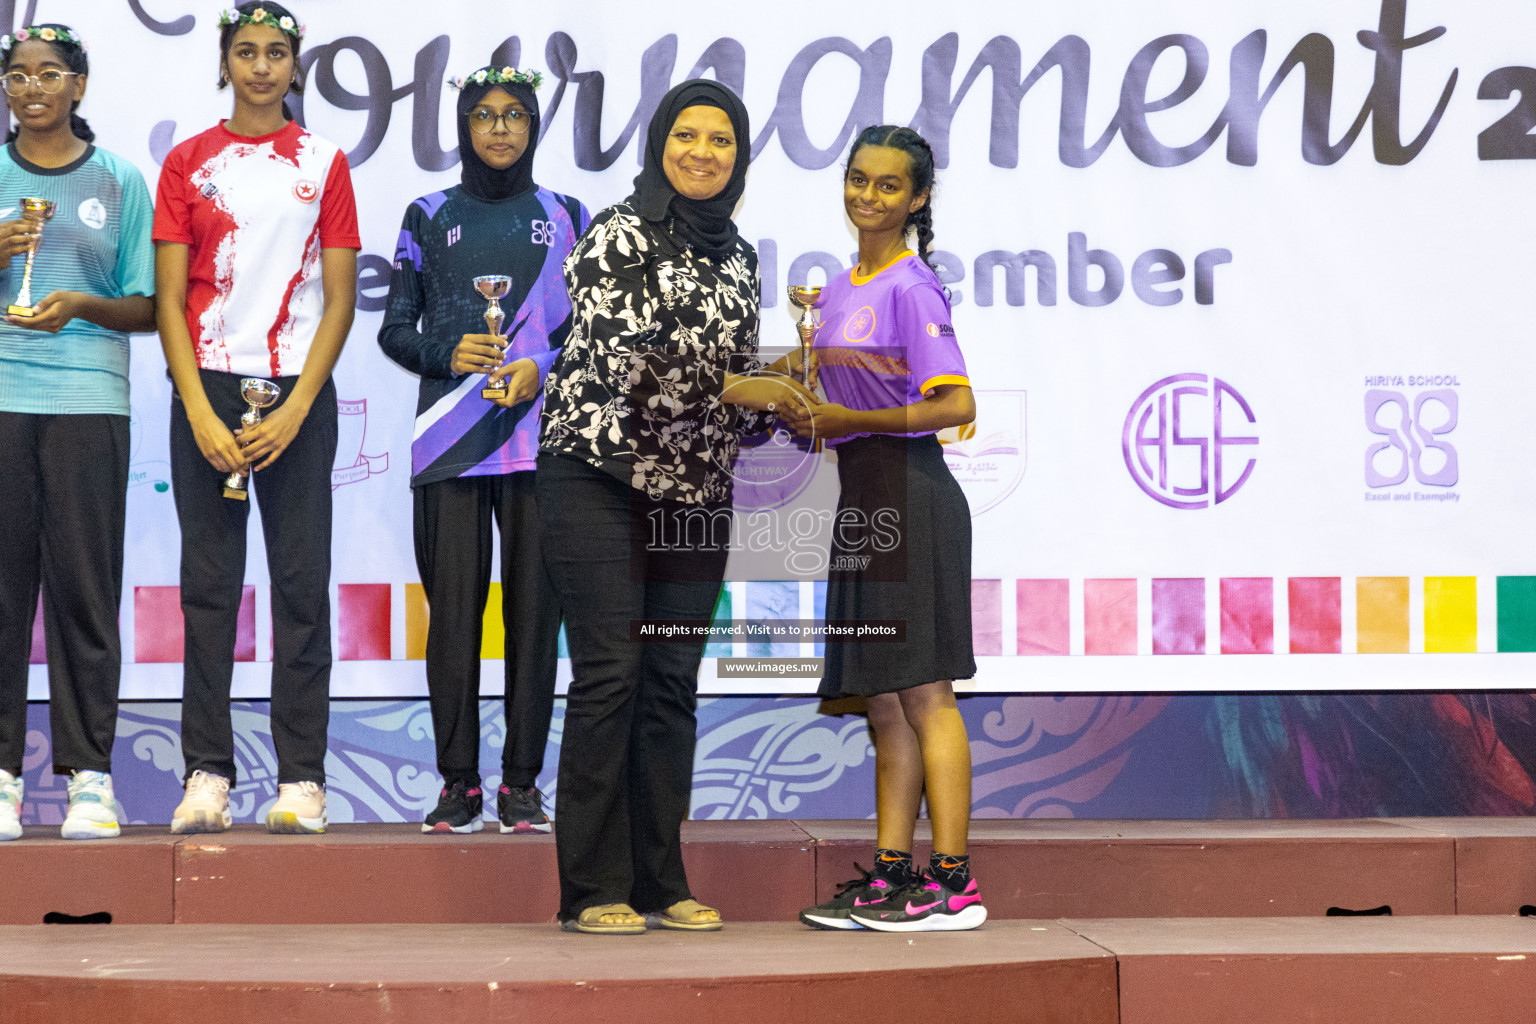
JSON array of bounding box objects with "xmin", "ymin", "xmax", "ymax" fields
[
  {"xmin": 170, "ymin": 770, "xmax": 232, "ymax": 834},
  {"xmin": 62, "ymin": 770, "xmax": 120, "ymax": 840},
  {"xmin": 266, "ymin": 781, "xmax": 326, "ymax": 834},
  {"xmin": 0, "ymin": 769, "xmax": 21, "ymax": 841}
]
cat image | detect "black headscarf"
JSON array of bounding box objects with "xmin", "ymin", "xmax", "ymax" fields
[
  {"xmin": 629, "ymin": 79, "xmax": 750, "ymax": 256},
  {"xmin": 456, "ymin": 71, "xmax": 540, "ymax": 202}
]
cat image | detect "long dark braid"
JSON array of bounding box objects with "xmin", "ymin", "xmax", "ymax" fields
[
  {"xmin": 2, "ymin": 24, "xmax": 93, "ymax": 143},
  {"xmin": 847, "ymin": 124, "xmax": 938, "ymax": 274}
]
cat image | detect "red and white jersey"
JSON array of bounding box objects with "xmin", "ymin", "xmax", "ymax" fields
[{"xmin": 153, "ymin": 120, "xmax": 360, "ymax": 377}]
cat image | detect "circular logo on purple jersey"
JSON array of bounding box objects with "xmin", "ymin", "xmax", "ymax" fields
[{"xmin": 1122, "ymin": 373, "xmax": 1258, "ymax": 510}]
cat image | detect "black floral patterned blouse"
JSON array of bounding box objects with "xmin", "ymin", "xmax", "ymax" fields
[{"xmin": 539, "ymin": 201, "xmax": 766, "ymax": 504}]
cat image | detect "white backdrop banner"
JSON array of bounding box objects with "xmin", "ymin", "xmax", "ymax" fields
[{"xmin": 24, "ymin": 0, "xmax": 1536, "ymax": 696}]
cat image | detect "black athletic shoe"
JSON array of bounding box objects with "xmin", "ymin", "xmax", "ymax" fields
[
  {"xmin": 422, "ymin": 779, "xmax": 484, "ymax": 834},
  {"xmin": 850, "ymin": 872, "xmax": 987, "ymax": 932},
  {"xmin": 497, "ymin": 784, "xmax": 552, "ymax": 834},
  {"xmin": 798, "ymin": 865, "xmax": 905, "ymax": 931}
]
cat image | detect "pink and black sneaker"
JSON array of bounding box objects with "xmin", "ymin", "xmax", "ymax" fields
[
  {"xmin": 422, "ymin": 779, "xmax": 484, "ymax": 834},
  {"xmin": 851, "ymin": 872, "xmax": 987, "ymax": 932},
  {"xmin": 497, "ymin": 784, "xmax": 552, "ymax": 834},
  {"xmin": 799, "ymin": 866, "xmax": 905, "ymax": 930}
]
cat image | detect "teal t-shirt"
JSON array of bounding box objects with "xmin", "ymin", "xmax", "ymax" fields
[{"xmin": 0, "ymin": 143, "xmax": 155, "ymax": 415}]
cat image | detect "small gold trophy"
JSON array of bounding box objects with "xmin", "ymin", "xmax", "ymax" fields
[
  {"xmin": 474, "ymin": 274, "xmax": 512, "ymax": 400},
  {"xmin": 222, "ymin": 378, "xmax": 282, "ymax": 500},
  {"xmin": 8, "ymin": 197, "xmax": 57, "ymax": 317},
  {"xmin": 786, "ymin": 285, "xmax": 823, "ymax": 452}
]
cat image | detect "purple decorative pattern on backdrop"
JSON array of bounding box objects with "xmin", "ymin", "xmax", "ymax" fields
[{"xmin": 14, "ymin": 693, "xmax": 1536, "ymax": 826}]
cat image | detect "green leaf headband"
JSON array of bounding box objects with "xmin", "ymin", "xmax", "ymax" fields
[
  {"xmin": 1, "ymin": 26, "xmax": 87, "ymax": 52},
  {"xmin": 217, "ymin": 7, "xmax": 304, "ymax": 40},
  {"xmin": 447, "ymin": 66, "xmax": 544, "ymax": 92}
]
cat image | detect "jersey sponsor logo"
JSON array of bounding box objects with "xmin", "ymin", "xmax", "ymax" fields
[
  {"xmin": 446, "ymin": 224, "xmax": 461, "ymax": 246},
  {"xmin": 199, "ymin": 182, "xmax": 218, "ymax": 199},
  {"xmin": 926, "ymin": 322, "xmax": 954, "ymax": 337},
  {"xmin": 78, "ymin": 197, "xmax": 106, "ymax": 230},
  {"xmin": 843, "ymin": 305, "xmax": 876, "ymax": 343},
  {"xmin": 292, "ymin": 178, "xmax": 319, "ymax": 204}
]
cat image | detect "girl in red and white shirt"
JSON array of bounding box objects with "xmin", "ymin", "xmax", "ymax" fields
[{"xmin": 152, "ymin": 2, "xmax": 358, "ymax": 835}]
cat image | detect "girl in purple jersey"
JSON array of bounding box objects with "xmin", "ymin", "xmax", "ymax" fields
[{"xmin": 787, "ymin": 126, "xmax": 984, "ymax": 933}]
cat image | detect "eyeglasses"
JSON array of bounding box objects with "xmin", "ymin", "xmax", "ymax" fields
[
  {"xmin": 2, "ymin": 70, "xmax": 79, "ymax": 96},
  {"xmin": 466, "ymin": 108, "xmax": 531, "ymax": 135}
]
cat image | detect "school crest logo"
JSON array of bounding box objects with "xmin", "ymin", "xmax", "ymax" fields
[
  {"xmin": 292, "ymin": 179, "xmax": 319, "ymax": 204},
  {"xmin": 939, "ymin": 389, "xmax": 1027, "ymax": 516},
  {"xmin": 332, "ymin": 398, "xmax": 389, "ymax": 490},
  {"xmin": 843, "ymin": 306, "xmax": 876, "ymax": 343},
  {"xmin": 78, "ymin": 198, "xmax": 106, "ymax": 230}
]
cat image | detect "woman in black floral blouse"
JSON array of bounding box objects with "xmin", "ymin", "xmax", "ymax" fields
[{"xmin": 537, "ymin": 79, "xmax": 811, "ymax": 934}]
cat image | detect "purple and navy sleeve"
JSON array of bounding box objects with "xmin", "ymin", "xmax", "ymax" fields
[{"xmin": 378, "ymin": 199, "xmax": 456, "ymax": 379}]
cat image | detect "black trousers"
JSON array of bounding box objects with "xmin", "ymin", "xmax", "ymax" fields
[
  {"xmin": 537, "ymin": 454, "xmax": 727, "ymax": 919},
  {"xmin": 414, "ymin": 472, "xmax": 560, "ymax": 788},
  {"xmin": 0, "ymin": 412, "xmax": 127, "ymax": 776},
  {"xmin": 170, "ymin": 370, "xmax": 336, "ymax": 787}
]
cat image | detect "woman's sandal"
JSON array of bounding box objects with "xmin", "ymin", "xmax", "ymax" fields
[
  {"xmin": 646, "ymin": 898, "xmax": 724, "ymax": 931},
  {"xmin": 561, "ymin": 903, "xmax": 647, "ymax": 935}
]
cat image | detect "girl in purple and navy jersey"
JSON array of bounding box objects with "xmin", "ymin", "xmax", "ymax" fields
[
  {"xmin": 378, "ymin": 64, "xmax": 589, "ymax": 836},
  {"xmin": 787, "ymin": 126, "xmax": 984, "ymax": 933}
]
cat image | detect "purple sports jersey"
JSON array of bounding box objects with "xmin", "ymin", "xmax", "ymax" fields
[{"xmin": 812, "ymin": 252, "xmax": 969, "ymax": 446}]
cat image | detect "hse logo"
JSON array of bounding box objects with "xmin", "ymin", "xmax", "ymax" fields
[
  {"xmin": 1364, "ymin": 381, "xmax": 1458, "ymax": 491},
  {"xmin": 1123, "ymin": 374, "xmax": 1257, "ymax": 510}
]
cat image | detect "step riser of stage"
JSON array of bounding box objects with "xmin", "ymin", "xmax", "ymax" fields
[
  {"xmin": 0, "ymin": 920, "xmax": 1531, "ymax": 1024},
  {"xmin": 3, "ymin": 819, "xmax": 1533, "ymax": 925}
]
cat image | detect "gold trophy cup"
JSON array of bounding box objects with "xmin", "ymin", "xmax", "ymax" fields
[
  {"xmin": 475, "ymin": 274, "xmax": 513, "ymax": 400},
  {"xmin": 786, "ymin": 285, "xmax": 823, "ymax": 452},
  {"xmin": 222, "ymin": 378, "xmax": 282, "ymax": 500},
  {"xmin": 8, "ymin": 197, "xmax": 57, "ymax": 317}
]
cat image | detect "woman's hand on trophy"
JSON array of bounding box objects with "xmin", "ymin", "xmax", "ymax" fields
[
  {"xmin": 190, "ymin": 407, "xmax": 248, "ymax": 475},
  {"xmin": 6, "ymin": 290, "xmax": 78, "ymax": 332},
  {"xmin": 488, "ymin": 357, "xmax": 541, "ymax": 407},
  {"xmin": 451, "ymin": 333, "xmax": 506, "ymax": 377},
  {"xmin": 236, "ymin": 401, "xmax": 307, "ymax": 472},
  {"xmin": 0, "ymin": 218, "xmax": 33, "ymax": 260}
]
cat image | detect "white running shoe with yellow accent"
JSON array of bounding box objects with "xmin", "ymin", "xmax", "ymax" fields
[
  {"xmin": 0, "ymin": 768, "xmax": 22, "ymax": 841},
  {"xmin": 266, "ymin": 781, "xmax": 326, "ymax": 834},
  {"xmin": 62, "ymin": 770, "xmax": 121, "ymax": 840},
  {"xmin": 170, "ymin": 770, "xmax": 231, "ymax": 834}
]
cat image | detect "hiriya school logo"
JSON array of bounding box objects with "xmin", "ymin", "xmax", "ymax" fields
[
  {"xmin": 77, "ymin": 197, "xmax": 106, "ymax": 230},
  {"xmin": 1364, "ymin": 377, "xmax": 1459, "ymax": 499},
  {"xmin": 939, "ymin": 390, "xmax": 1026, "ymax": 515},
  {"xmin": 843, "ymin": 306, "xmax": 876, "ymax": 343},
  {"xmin": 292, "ymin": 179, "xmax": 319, "ymax": 204},
  {"xmin": 1122, "ymin": 373, "xmax": 1258, "ymax": 510},
  {"xmin": 332, "ymin": 398, "xmax": 389, "ymax": 490}
]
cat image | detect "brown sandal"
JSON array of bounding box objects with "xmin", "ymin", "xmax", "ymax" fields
[
  {"xmin": 647, "ymin": 899, "xmax": 723, "ymax": 931},
  {"xmin": 561, "ymin": 903, "xmax": 647, "ymax": 934}
]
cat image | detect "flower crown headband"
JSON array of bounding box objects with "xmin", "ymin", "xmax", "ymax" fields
[
  {"xmin": 447, "ymin": 66, "xmax": 543, "ymax": 92},
  {"xmin": 217, "ymin": 7, "xmax": 304, "ymax": 40},
  {"xmin": 1, "ymin": 26, "xmax": 87, "ymax": 53}
]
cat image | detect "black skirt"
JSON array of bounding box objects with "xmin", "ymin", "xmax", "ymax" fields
[{"xmin": 817, "ymin": 434, "xmax": 977, "ymax": 697}]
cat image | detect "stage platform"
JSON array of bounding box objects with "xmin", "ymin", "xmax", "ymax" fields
[
  {"xmin": 4, "ymin": 817, "xmax": 1534, "ymax": 925},
  {"xmin": 1, "ymin": 918, "xmax": 1533, "ymax": 1024}
]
